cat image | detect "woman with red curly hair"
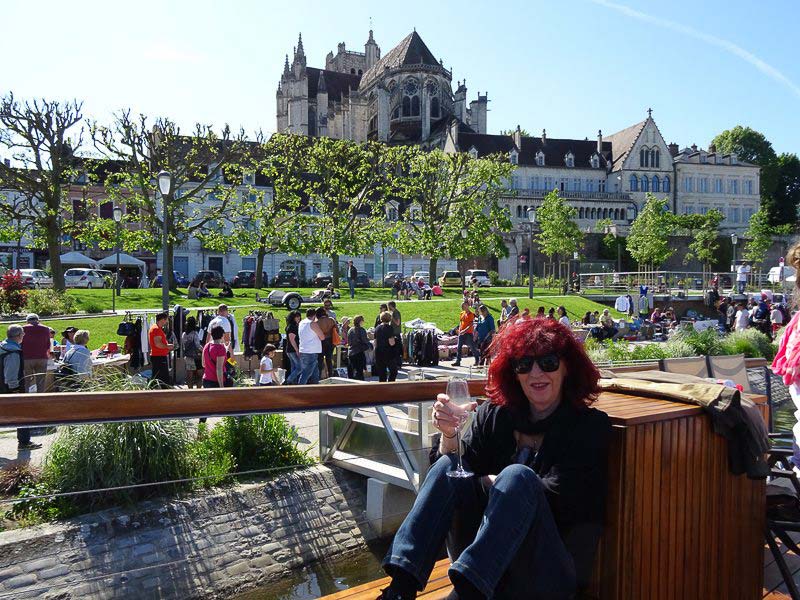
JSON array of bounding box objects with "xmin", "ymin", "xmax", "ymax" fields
[{"xmin": 380, "ymin": 318, "xmax": 612, "ymax": 600}]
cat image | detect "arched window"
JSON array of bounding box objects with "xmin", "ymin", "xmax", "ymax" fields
[
  {"xmin": 591, "ymin": 155, "xmax": 599, "ymax": 168},
  {"xmin": 663, "ymin": 176, "xmax": 670, "ymax": 193},
  {"xmin": 578, "ymin": 207, "xmax": 584, "ymax": 219},
  {"xmin": 350, "ymin": 68, "xmax": 356, "ymax": 75},
  {"xmin": 402, "ymin": 78, "xmax": 419, "ymax": 118},
  {"xmin": 358, "ymin": 69, "xmax": 362, "ymax": 76},
  {"xmin": 536, "ymin": 151, "xmax": 545, "ymax": 166},
  {"xmin": 590, "ymin": 208, "xmax": 597, "ymax": 219},
  {"xmin": 517, "ymin": 205, "xmax": 523, "ymax": 218},
  {"xmin": 411, "ymin": 96, "xmax": 420, "ymax": 116},
  {"xmin": 431, "ymin": 97, "xmax": 440, "ymax": 119},
  {"xmin": 652, "ymin": 175, "xmax": 660, "ymax": 192},
  {"xmin": 630, "ymin": 175, "xmax": 639, "ymax": 191},
  {"xmin": 649, "ymin": 149, "xmax": 656, "ymax": 167},
  {"xmin": 641, "ymin": 176, "xmax": 649, "ymax": 192},
  {"xmin": 640, "ymin": 148, "xmax": 649, "ymax": 167},
  {"xmin": 565, "ymin": 153, "xmax": 574, "ymax": 167},
  {"xmin": 654, "ymin": 149, "xmax": 660, "ymax": 168},
  {"xmin": 402, "ymin": 96, "xmax": 411, "ymax": 117}
]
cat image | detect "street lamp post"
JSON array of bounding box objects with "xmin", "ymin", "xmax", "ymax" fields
[
  {"xmin": 730, "ymin": 232, "xmax": 738, "ymax": 293},
  {"xmin": 527, "ymin": 207, "xmax": 536, "ymax": 299},
  {"xmin": 158, "ymin": 171, "xmax": 173, "ymax": 312},
  {"xmin": 112, "ymin": 206, "xmax": 123, "ymax": 313},
  {"xmin": 460, "ymin": 228, "xmax": 467, "ymax": 291}
]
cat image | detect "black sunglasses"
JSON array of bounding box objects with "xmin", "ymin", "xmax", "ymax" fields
[{"xmin": 511, "ymin": 354, "xmax": 561, "ymax": 374}]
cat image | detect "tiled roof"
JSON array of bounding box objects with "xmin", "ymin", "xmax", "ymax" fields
[
  {"xmin": 359, "ymin": 31, "xmax": 441, "ymax": 89},
  {"xmin": 306, "ymin": 67, "xmax": 361, "ymax": 103},
  {"xmin": 603, "ymin": 119, "xmax": 647, "ymax": 172},
  {"xmin": 459, "ymin": 132, "xmax": 611, "ymax": 169}
]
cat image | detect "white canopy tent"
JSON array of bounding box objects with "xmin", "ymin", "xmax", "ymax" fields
[
  {"xmin": 59, "ymin": 251, "xmax": 98, "ymax": 268},
  {"xmin": 98, "ymin": 253, "xmax": 146, "ymax": 271}
]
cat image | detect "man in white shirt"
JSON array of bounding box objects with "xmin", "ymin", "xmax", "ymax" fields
[
  {"xmin": 734, "ymin": 303, "xmax": 750, "ymax": 332},
  {"xmin": 207, "ymin": 304, "xmax": 232, "ymax": 349},
  {"xmin": 736, "ymin": 262, "xmax": 751, "ymax": 295},
  {"xmin": 297, "ymin": 308, "xmax": 324, "ymax": 384}
]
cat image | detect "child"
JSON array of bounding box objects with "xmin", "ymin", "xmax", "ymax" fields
[{"xmin": 258, "ymin": 344, "xmax": 277, "ymax": 386}]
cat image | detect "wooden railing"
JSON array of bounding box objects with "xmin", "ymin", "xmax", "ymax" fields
[{"xmin": 0, "ymin": 380, "xmax": 488, "ymax": 427}]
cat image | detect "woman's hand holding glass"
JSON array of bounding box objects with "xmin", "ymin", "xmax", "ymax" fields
[{"xmin": 433, "ymin": 393, "xmax": 477, "ymax": 439}]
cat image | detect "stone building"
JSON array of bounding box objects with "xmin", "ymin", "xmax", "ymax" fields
[{"xmin": 276, "ymin": 30, "xmax": 488, "ymax": 148}]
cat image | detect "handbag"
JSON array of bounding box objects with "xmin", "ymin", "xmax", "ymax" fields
[
  {"xmin": 117, "ymin": 321, "xmax": 137, "ymax": 337},
  {"xmin": 331, "ymin": 326, "xmax": 342, "ymax": 346}
]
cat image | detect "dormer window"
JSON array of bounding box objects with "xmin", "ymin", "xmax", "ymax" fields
[
  {"xmin": 590, "ymin": 154, "xmax": 599, "ymax": 169},
  {"xmin": 565, "ymin": 153, "xmax": 574, "ymax": 168},
  {"xmin": 409, "ymin": 203, "xmax": 421, "ymax": 222},
  {"xmin": 386, "ymin": 202, "xmax": 399, "ymax": 222},
  {"xmin": 536, "ymin": 151, "xmax": 545, "ymax": 166},
  {"xmin": 730, "ymin": 153, "xmax": 738, "ymax": 164},
  {"xmin": 509, "ymin": 150, "xmax": 519, "ymax": 165},
  {"xmin": 468, "ymin": 146, "xmax": 479, "ymax": 159}
]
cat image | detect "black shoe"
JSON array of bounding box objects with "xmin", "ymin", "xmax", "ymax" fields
[
  {"xmin": 377, "ymin": 587, "xmax": 414, "ymax": 600},
  {"xmin": 18, "ymin": 442, "xmax": 42, "ymax": 450}
]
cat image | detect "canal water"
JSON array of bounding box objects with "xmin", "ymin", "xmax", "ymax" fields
[{"xmin": 233, "ymin": 540, "xmax": 391, "ymax": 599}]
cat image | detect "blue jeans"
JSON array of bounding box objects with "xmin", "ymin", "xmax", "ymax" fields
[
  {"xmin": 285, "ymin": 352, "xmax": 301, "ymax": 384},
  {"xmin": 737, "ymin": 280, "xmax": 746, "ymax": 294},
  {"xmin": 349, "ymin": 278, "xmax": 356, "ymax": 299},
  {"xmin": 384, "ymin": 455, "xmax": 576, "ymax": 599},
  {"xmin": 298, "ymin": 352, "xmax": 319, "ymax": 385},
  {"xmin": 453, "ymin": 333, "xmax": 478, "ymax": 365}
]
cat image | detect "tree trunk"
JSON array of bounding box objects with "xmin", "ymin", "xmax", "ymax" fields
[
  {"xmin": 47, "ymin": 214, "xmax": 65, "ymax": 292},
  {"xmin": 429, "ymin": 257, "xmax": 438, "ymax": 283},
  {"xmin": 164, "ymin": 240, "xmax": 175, "ymax": 293},
  {"xmin": 331, "ymin": 254, "xmax": 340, "ymax": 289},
  {"xmin": 255, "ymin": 244, "xmax": 267, "ymax": 289}
]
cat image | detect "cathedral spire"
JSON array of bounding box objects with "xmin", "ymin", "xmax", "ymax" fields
[
  {"xmin": 283, "ymin": 54, "xmax": 290, "ymax": 75},
  {"xmin": 296, "ymin": 33, "xmax": 305, "ymax": 57}
]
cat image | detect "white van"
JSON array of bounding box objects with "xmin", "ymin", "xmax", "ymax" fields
[
  {"xmin": 768, "ymin": 265, "xmax": 797, "ymax": 285},
  {"xmin": 465, "ymin": 269, "xmax": 491, "ymax": 287}
]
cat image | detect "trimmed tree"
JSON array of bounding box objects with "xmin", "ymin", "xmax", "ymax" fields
[
  {"xmin": 534, "ymin": 190, "xmax": 583, "ymax": 283},
  {"xmin": 742, "ymin": 205, "xmax": 793, "ymax": 270},
  {"xmin": 626, "ymin": 194, "xmax": 676, "ymax": 272},
  {"xmin": 392, "ymin": 146, "xmax": 514, "ymax": 279},
  {"xmin": 0, "ymin": 93, "xmax": 85, "ymax": 290},
  {"xmin": 89, "ymin": 111, "xmax": 254, "ymax": 290}
]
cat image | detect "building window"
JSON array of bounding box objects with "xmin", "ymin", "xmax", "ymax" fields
[
  {"xmin": 431, "ymin": 96, "xmax": 440, "ymax": 119},
  {"xmin": 72, "ymin": 198, "xmax": 87, "ymax": 221},
  {"xmin": 544, "ymin": 176, "xmax": 552, "ymax": 190},
  {"xmin": 536, "ymin": 151, "xmax": 545, "ymax": 166},
  {"xmin": 511, "ymin": 176, "xmax": 520, "ymax": 189},
  {"xmin": 509, "ymin": 150, "xmax": 518, "ymax": 165},
  {"xmin": 630, "ymin": 175, "xmax": 639, "ymax": 191},
  {"xmin": 100, "ymin": 201, "xmax": 113, "ymax": 219},
  {"xmin": 654, "ymin": 149, "xmax": 660, "ymax": 168},
  {"xmin": 565, "ymin": 153, "xmax": 574, "ymax": 167},
  {"xmin": 573, "ymin": 178, "xmax": 581, "ymax": 192},
  {"xmin": 745, "ymin": 179, "xmax": 753, "ymax": 195},
  {"xmin": 591, "ymin": 154, "xmax": 599, "ymax": 169},
  {"xmin": 559, "ymin": 178, "xmax": 566, "ymax": 192},
  {"xmin": 728, "ymin": 179, "xmax": 738, "ymax": 194},
  {"xmin": 640, "ymin": 147, "xmax": 649, "ymax": 168},
  {"xmin": 517, "ymin": 205, "xmax": 523, "ymax": 219},
  {"xmin": 598, "ymin": 179, "xmax": 606, "ymax": 192},
  {"xmin": 685, "ymin": 205, "xmax": 695, "ymax": 215},
  {"xmin": 683, "ymin": 176, "xmax": 693, "ymax": 193},
  {"xmin": 590, "ymin": 208, "xmax": 597, "ymax": 219},
  {"xmin": 641, "ymin": 176, "xmax": 649, "ymax": 192},
  {"xmin": 387, "ymin": 206, "xmax": 398, "ymax": 221},
  {"xmin": 715, "ymin": 178, "xmax": 723, "ymax": 193},
  {"xmin": 663, "ymin": 176, "xmax": 670, "ymax": 193},
  {"xmin": 652, "ymin": 175, "xmax": 660, "ymax": 192},
  {"xmin": 578, "ymin": 207, "xmax": 584, "ymax": 219}
]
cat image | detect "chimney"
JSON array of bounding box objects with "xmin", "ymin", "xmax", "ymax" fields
[
  {"xmin": 691, "ymin": 143, "xmax": 698, "ymax": 152},
  {"xmin": 597, "ymin": 129, "xmax": 603, "ymax": 154},
  {"xmin": 541, "ymin": 129, "xmax": 547, "ymax": 145},
  {"xmin": 2, "ymin": 159, "xmax": 9, "ymax": 167},
  {"xmin": 512, "ymin": 124, "xmax": 522, "ymax": 149},
  {"xmin": 668, "ymin": 142, "xmax": 679, "ymax": 157},
  {"xmin": 709, "ymin": 143, "xmax": 716, "ymax": 154}
]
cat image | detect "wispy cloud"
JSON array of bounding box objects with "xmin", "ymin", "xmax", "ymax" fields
[
  {"xmin": 589, "ymin": 0, "xmax": 800, "ymax": 100},
  {"xmin": 142, "ymin": 40, "xmax": 205, "ymax": 65}
]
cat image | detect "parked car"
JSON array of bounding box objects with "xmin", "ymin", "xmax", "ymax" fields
[
  {"xmin": 438, "ymin": 270, "xmax": 462, "ymax": 287},
  {"xmin": 355, "ymin": 272, "xmax": 371, "ymax": 288},
  {"xmin": 412, "ymin": 271, "xmax": 430, "ymax": 284},
  {"xmin": 232, "ymin": 270, "xmax": 267, "ymax": 288},
  {"xmin": 273, "ymin": 269, "xmax": 303, "ymax": 287},
  {"xmin": 312, "ymin": 271, "xmax": 334, "ymax": 287},
  {"xmin": 17, "ymin": 269, "xmax": 53, "ymax": 289},
  {"xmin": 152, "ymin": 271, "xmax": 190, "ymax": 287},
  {"xmin": 194, "ymin": 270, "xmax": 225, "ymax": 287},
  {"xmin": 64, "ymin": 268, "xmax": 107, "ymax": 289},
  {"xmin": 465, "ymin": 269, "xmax": 491, "ymax": 287},
  {"xmin": 768, "ymin": 265, "xmax": 797, "ymax": 285},
  {"xmin": 383, "ymin": 271, "xmax": 404, "ymax": 287}
]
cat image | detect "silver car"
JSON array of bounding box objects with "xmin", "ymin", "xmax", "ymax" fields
[
  {"xmin": 64, "ymin": 268, "xmax": 107, "ymax": 289},
  {"xmin": 18, "ymin": 269, "xmax": 53, "ymax": 289}
]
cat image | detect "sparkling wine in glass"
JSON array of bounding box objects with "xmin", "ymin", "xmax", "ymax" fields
[{"xmin": 445, "ymin": 377, "xmax": 474, "ymax": 479}]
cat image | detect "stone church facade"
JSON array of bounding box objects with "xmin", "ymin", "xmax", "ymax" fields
[{"xmin": 277, "ymin": 31, "xmax": 488, "ymax": 148}]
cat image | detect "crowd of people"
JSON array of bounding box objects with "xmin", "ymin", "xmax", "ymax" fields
[
  {"xmin": 391, "ymin": 276, "xmax": 440, "ymax": 301},
  {"xmin": 0, "ymin": 314, "xmax": 94, "ymax": 450},
  {"xmin": 717, "ymin": 293, "xmax": 788, "ymax": 338}
]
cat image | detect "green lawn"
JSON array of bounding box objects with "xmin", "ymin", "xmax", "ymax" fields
[
  {"xmin": 64, "ymin": 286, "xmax": 563, "ymax": 313},
  {"xmin": 38, "ymin": 294, "xmax": 622, "ymax": 350}
]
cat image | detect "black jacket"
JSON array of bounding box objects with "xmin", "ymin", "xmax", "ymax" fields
[
  {"xmin": 435, "ymin": 399, "xmax": 612, "ymax": 587},
  {"xmin": 348, "ymin": 264, "xmax": 358, "ymax": 280}
]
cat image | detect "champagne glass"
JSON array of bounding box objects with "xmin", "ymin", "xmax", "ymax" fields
[{"xmin": 445, "ymin": 376, "xmax": 474, "ymax": 478}]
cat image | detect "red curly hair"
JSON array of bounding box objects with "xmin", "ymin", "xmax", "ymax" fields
[{"xmin": 485, "ymin": 317, "xmax": 601, "ymax": 412}]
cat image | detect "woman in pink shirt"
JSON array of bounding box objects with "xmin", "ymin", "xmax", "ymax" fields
[{"xmin": 202, "ymin": 325, "xmax": 227, "ymax": 389}]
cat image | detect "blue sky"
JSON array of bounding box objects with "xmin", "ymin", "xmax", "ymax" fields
[{"xmin": 2, "ymin": 0, "xmax": 798, "ymax": 154}]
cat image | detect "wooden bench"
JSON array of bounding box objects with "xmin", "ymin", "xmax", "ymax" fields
[{"xmin": 321, "ymin": 390, "xmax": 769, "ymax": 599}]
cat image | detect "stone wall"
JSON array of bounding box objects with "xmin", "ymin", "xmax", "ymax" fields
[{"xmin": 0, "ymin": 465, "xmax": 377, "ymax": 600}]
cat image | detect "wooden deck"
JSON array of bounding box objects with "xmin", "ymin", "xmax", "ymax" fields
[
  {"xmin": 764, "ymin": 530, "xmax": 800, "ymax": 599},
  {"xmin": 321, "ymin": 389, "xmax": 770, "ymax": 600}
]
